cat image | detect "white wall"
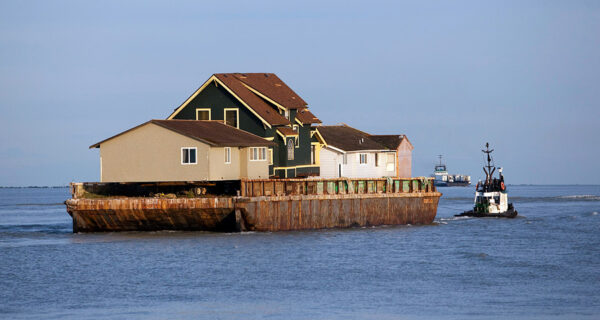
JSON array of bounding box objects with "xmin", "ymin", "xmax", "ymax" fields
[
  {"xmin": 319, "ymin": 147, "xmax": 396, "ymax": 178},
  {"xmin": 319, "ymin": 147, "xmax": 341, "ymax": 178}
]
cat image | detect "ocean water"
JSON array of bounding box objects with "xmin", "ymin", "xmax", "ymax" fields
[{"xmin": 0, "ymin": 186, "xmax": 599, "ymax": 319}]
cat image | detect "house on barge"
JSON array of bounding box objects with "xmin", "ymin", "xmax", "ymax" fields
[
  {"xmin": 90, "ymin": 120, "xmax": 274, "ymax": 182},
  {"xmin": 167, "ymin": 73, "xmax": 322, "ymax": 178},
  {"xmin": 316, "ymin": 124, "xmax": 413, "ymax": 179},
  {"xmin": 68, "ymin": 73, "xmax": 440, "ymax": 233}
]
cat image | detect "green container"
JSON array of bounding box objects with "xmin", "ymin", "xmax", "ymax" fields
[
  {"xmin": 338, "ymin": 181, "xmax": 346, "ymax": 193},
  {"xmin": 403, "ymin": 181, "xmax": 410, "ymax": 192},
  {"xmin": 327, "ymin": 181, "xmax": 336, "ymax": 194}
]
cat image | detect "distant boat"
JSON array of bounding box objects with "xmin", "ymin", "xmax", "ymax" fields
[
  {"xmin": 456, "ymin": 143, "xmax": 517, "ymax": 218},
  {"xmin": 431, "ymin": 155, "xmax": 471, "ymax": 187}
]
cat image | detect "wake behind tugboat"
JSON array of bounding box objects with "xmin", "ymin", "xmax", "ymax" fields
[{"xmin": 456, "ymin": 143, "xmax": 518, "ymax": 218}]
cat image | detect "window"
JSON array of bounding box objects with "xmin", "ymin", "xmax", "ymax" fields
[
  {"xmin": 293, "ymin": 125, "xmax": 299, "ymax": 147},
  {"xmin": 284, "ymin": 109, "xmax": 289, "ymax": 120},
  {"xmin": 343, "ymin": 153, "xmax": 347, "ymax": 165},
  {"xmin": 310, "ymin": 145, "xmax": 316, "ymax": 164},
  {"xmin": 224, "ymin": 108, "xmax": 239, "ymax": 128},
  {"xmin": 250, "ymin": 147, "xmax": 267, "ymax": 161},
  {"xmin": 287, "ymin": 138, "xmax": 294, "ymax": 160},
  {"xmin": 224, "ymin": 147, "xmax": 231, "ymax": 164},
  {"xmin": 375, "ymin": 153, "xmax": 380, "ymax": 167},
  {"xmin": 268, "ymin": 149, "xmax": 273, "ymax": 165},
  {"xmin": 196, "ymin": 108, "xmax": 210, "ymax": 120},
  {"xmin": 181, "ymin": 147, "xmax": 197, "ymax": 164},
  {"xmin": 386, "ymin": 153, "xmax": 395, "ymax": 171},
  {"xmin": 359, "ymin": 153, "xmax": 368, "ymax": 165}
]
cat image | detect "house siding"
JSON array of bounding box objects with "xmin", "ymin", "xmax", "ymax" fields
[
  {"xmin": 397, "ymin": 140, "xmax": 412, "ymax": 178},
  {"xmin": 98, "ymin": 122, "xmax": 270, "ymax": 182},
  {"xmin": 172, "ymin": 82, "xmax": 269, "ymax": 137},
  {"xmin": 208, "ymin": 147, "xmax": 240, "ymax": 181},
  {"xmin": 320, "ymin": 147, "xmax": 341, "ymax": 178},
  {"xmin": 318, "ymin": 148, "xmax": 396, "ymax": 179},
  {"xmin": 99, "ymin": 123, "xmax": 211, "ymax": 182},
  {"xmin": 240, "ymin": 148, "xmax": 270, "ymax": 179}
]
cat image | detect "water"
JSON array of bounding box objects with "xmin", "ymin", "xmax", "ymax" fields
[{"xmin": 0, "ymin": 186, "xmax": 599, "ymax": 319}]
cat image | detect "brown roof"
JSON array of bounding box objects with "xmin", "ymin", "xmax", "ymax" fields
[
  {"xmin": 317, "ymin": 125, "xmax": 388, "ymax": 151},
  {"xmin": 214, "ymin": 74, "xmax": 290, "ymax": 126},
  {"xmin": 295, "ymin": 108, "xmax": 321, "ymax": 124},
  {"xmin": 169, "ymin": 73, "xmax": 321, "ymax": 126},
  {"xmin": 231, "ymin": 73, "xmax": 307, "ymax": 109},
  {"xmin": 90, "ymin": 120, "xmax": 275, "ymax": 148},
  {"xmin": 369, "ymin": 135, "xmax": 405, "ymax": 149},
  {"xmin": 277, "ymin": 127, "xmax": 299, "ymax": 136}
]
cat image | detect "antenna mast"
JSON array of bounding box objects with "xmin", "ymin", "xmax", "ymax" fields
[{"xmin": 482, "ymin": 143, "xmax": 495, "ymax": 185}]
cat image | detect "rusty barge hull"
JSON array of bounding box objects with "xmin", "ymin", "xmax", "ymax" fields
[
  {"xmin": 66, "ymin": 178, "xmax": 441, "ymax": 233},
  {"xmin": 65, "ymin": 193, "xmax": 440, "ymax": 233}
]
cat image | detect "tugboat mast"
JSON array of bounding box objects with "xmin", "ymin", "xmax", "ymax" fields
[{"xmin": 482, "ymin": 142, "xmax": 495, "ymax": 186}]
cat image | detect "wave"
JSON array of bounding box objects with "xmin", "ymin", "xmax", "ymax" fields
[
  {"xmin": 0, "ymin": 202, "xmax": 65, "ymax": 207},
  {"xmin": 557, "ymin": 195, "xmax": 600, "ymax": 200},
  {"xmin": 442, "ymin": 195, "xmax": 600, "ymax": 203},
  {"xmin": 0, "ymin": 223, "xmax": 71, "ymax": 234},
  {"xmin": 436, "ymin": 216, "xmax": 472, "ymax": 222}
]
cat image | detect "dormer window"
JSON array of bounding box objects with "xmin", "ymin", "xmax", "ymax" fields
[{"xmin": 224, "ymin": 108, "xmax": 239, "ymax": 128}]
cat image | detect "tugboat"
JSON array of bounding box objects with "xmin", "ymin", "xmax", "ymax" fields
[
  {"xmin": 455, "ymin": 143, "xmax": 517, "ymax": 218},
  {"xmin": 432, "ymin": 155, "xmax": 471, "ymax": 187}
]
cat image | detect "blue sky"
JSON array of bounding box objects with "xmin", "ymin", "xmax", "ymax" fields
[{"xmin": 1, "ymin": 0, "xmax": 598, "ymax": 186}]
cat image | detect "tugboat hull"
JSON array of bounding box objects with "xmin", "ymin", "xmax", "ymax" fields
[{"xmin": 455, "ymin": 208, "xmax": 518, "ymax": 219}]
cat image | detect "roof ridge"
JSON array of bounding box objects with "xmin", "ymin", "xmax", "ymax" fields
[
  {"xmin": 322, "ymin": 123, "xmax": 372, "ymax": 137},
  {"xmin": 317, "ymin": 125, "xmax": 391, "ymax": 151},
  {"xmin": 230, "ymin": 73, "xmax": 308, "ymax": 109}
]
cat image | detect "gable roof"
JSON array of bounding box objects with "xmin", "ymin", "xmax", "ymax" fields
[
  {"xmin": 213, "ymin": 74, "xmax": 290, "ymax": 126},
  {"xmin": 276, "ymin": 127, "xmax": 299, "ymax": 138},
  {"xmin": 167, "ymin": 73, "xmax": 320, "ymax": 127},
  {"xmin": 231, "ymin": 73, "xmax": 307, "ymax": 109},
  {"xmin": 369, "ymin": 135, "xmax": 404, "ymax": 149},
  {"xmin": 317, "ymin": 125, "xmax": 388, "ymax": 152},
  {"xmin": 295, "ymin": 108, "xmax": 321, "ymax": 124},
  {"xmin": 90, "ymin": 120, "xmax": 275, "ymax": 149}
]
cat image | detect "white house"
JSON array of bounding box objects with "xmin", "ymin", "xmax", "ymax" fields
[{"xmin": 315, "ymin": 125, "xmax": 412, "ymax": 179}]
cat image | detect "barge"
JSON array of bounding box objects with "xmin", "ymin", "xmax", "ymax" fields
[{"xmin": 65, "ymin": 178, "xmax": 441, "ymax": 233}]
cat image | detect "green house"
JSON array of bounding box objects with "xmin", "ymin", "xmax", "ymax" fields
[{"xmin": 167, "ymin": 73, "xmax": 322, "ymax": 178}]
